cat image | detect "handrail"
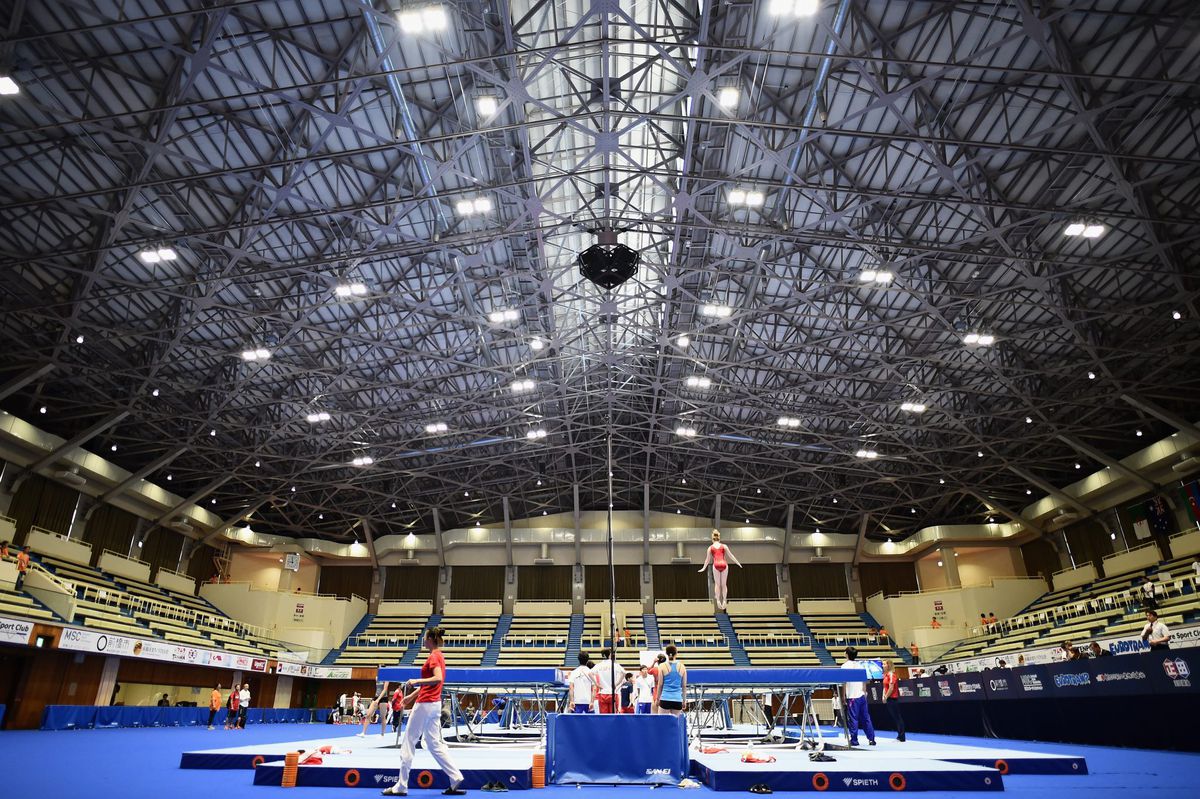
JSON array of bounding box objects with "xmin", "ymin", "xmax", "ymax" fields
[
  {"xmin": 1101, "ymin": 541, "xmax": 1160, "ymax": 563},
  {"xmin": 1169, "ymin": 528, "xmax": 1200, "ymax": 540},
  {"xmin": 1052, "ymin": 563, "xmax": 1092, "ymax": 577},
  {"xmin": 869, "ymin": 576, "xmax": 1045, "ymax": 600},
  {"xmin": 29, "ymin": 561, "xmax": 74, "ymax": 594},
  {"xmin": 102, "ymin": 548, "xmax": 149, "ymax": 566},
  {"xmin": 155, "ymin": 565, "xmax": 192, "ymax": 580},
  {"xmin": 31, "ymin": 525, "xmax": 91, "ymax": 547},
  {"xmin": 0, "ymin": 513, "xmax": 15, "ymax": 525}
]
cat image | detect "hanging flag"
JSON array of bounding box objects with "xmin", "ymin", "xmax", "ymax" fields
[
  {"xmin": 1145, "ymin": 495, "xmax": 1174, "ymax": 537},
  {"xmin": 1181, "ymin": 480, "xmax": 1200, "ymax": 525}
]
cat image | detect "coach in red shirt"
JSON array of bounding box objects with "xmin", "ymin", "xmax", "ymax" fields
[{"xmin": 881, "ymin": 660, "xmax": 906, "ymax": 743}]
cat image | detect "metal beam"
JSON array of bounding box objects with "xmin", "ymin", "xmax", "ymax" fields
[
  {"xmin": 965, "ymin": 490, "xmax": 1044, "ymax": 535},
  {"xmin": 1120, "ymin": 394, "xmax": 1200, "ymax": 442},
  {"xmin": 88, "ymin": 445, "xmax": 188, "ymax": 516},
  {"xmin": 199, "ymin": 494, "xmax": 274, "ymax": 545},
  {"xmin": 358, "ymin": 517, "xmax": 379, "ymax": 570},
  {"xmin": 1056, "ymin": 434, "xmax": 1157, "ymax": 492},
  {"xmin": 573, "ymin": 483, "xmax": 582, "ymax": 566},
  {"xmin": 12, "ymin": 410, "xmax": 129, "ymax": 490},
  {"xmin": 1006, "ymin": 466, "xmax": 1094, "ymax": 516},
  {"xmin": 643, "ymin": 482, "xmax": 651, "ymax": 566},
  {"xmin": 712, "ymin": 493, "xmax": 722, "ymax": 532},
  {"xmin": 852, "ymin": 513, "xmax": 870, "ymax": 566},
  {"xmin": 0, "ymin": 363, "xmax": 53, "ymax": 403},
  {"xmin": 151, "ymin": 474, "xmax": 232, "ymax": 528}
]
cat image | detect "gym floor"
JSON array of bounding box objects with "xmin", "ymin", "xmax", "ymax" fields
[{"xmin": 2, "ymin": 723, "xmax": 1196, "ymax": 799}]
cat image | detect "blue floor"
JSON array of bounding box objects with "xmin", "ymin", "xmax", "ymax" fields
[{"xmin": 0, "ymin": 723, "xmax": 1196, "ymax": 798}]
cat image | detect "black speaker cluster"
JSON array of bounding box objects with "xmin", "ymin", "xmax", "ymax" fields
[{"xmin": 578, "ymin": 242, "xmax": 640, "ymax": 290}]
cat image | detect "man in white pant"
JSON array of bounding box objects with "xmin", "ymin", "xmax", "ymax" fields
[{"xmin": 383, "ymin": 627, "xmax": 464, "ymax": 797}]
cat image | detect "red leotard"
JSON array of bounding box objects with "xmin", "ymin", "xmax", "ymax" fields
[{"xmin": 710, "ymin": 543, "xmax": 727, "ymax": 572}]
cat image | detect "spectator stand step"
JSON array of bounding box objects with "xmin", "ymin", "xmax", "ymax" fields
[
  {"xmin": 481, "ymin": 614, "xmax": 511, "ymax": 666},
  {"xmin": 714, "ymin": 611, "xmax": 751, "ymax": 666},
  {"xmin": 789, "ymin": 613, "xmax": 835, "ymax": 666}
]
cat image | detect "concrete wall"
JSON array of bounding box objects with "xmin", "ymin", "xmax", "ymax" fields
[
  {"xmin": 1101, "ymin": 542, "xmax": 1163, "ymax": 577},
  {"xmin": 26, "ymin": 527, "xmax": 92, "ymax": 565},
  {"xmin": 1170, "ymin": 530, "xmax": 1200, "ymax": 559},
  {"xmin": 866, "ymin": 577, "xmax": 1047, "ymax": 647},
  {"xmin": 1052, "ymin": 563, "xmax": 1098, "ymax": 591},
  {"xmin": 98, "ymin": 551, "xmax": 151, "ymax": 582},
  {"xmin": 228, "ymin": 549, "xmax": 319, "ymax": 594},
  {"xmin": 155, "ymin": 568, "xmax": 197, "ymax": 596},
  {"xmin": 199, "ymin": 581, "xmax": 366, "ymax": 658}
]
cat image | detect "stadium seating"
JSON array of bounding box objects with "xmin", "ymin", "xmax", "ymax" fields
[
  {"xmin": 497, "ymin": 614, "xmax": 570, "ymax": 666},
  {"xmin": 939, "ymin": 553, "xmax": 1200, "ymax": 664},
  {"xmin": 654, "ymin": 613, "xmax": 735, "ymax": 666},
  {"xmin": 800, "ymin": 612, "xmax": 910, "ymax": 664},
  {"xmin": 728, "ymin": 613, "xmax": 824, "ymax": 666},
  {"xmin": 333, "ymin": 614, "xmax": 429, "ymax": 667}
]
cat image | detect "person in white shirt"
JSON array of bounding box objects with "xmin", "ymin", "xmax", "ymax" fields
[
  {"xmin": 634, "ymin": 665, "xmax": 655, "ymax": 714},
  {"xmin": 1141, "ymin": 610, "xmax": 1171, "ymax": 651},
  {"xmin": 237, "ymin": 684, "xmax": 251, "ymax": 729},
  {"xmin": 1141, "ymin": 577, "xmax": 1159, "ymax": 610},
  {"xmin": 567, "ymin": 652, "xmax": 597, "ymax": 713},
  {"xmin": 594, "ymin": 648, "xmax": 625, "ymax": 714},
  {"xmin": 840, "ymin": 648, "xmax": 875, "ymax": 747}
]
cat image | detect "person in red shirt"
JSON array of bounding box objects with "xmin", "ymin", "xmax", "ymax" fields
[
  {"xmin": 15, "ymin": 546, "xmax": 30, "ymax": 590},
  {"xmin": 224, "ymin": 686, "xmax": 240, "ymax": 730},
  {"xmin": 383, "ymin": 627, "xmax": 464, "ymax": 797},
  {"xmin": 881, "ymin": 660, "xmax": 906, "ymax": 742},
  {"xmin": 390, "ymin": 685, "xmax": 406, "ymax": 733}
]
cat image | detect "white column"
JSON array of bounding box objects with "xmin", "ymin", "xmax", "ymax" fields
[
  {"xmin": 95, "ymin": 655, "xmax": 120, "ymax": 705},
  {"xmin": 273, "ymin": 675, "xmax": 293, "ymax": 709}
]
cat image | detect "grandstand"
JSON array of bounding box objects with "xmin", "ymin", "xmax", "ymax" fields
[{"xmin": 800, "ymin": 611, "xmax": 912, "ymax": 664}]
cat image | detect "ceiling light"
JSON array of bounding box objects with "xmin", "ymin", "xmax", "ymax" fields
[
  {"xmin": 38, "ymin": 406, "xmax": 46, "ymax": 414},
  {"xmin": 716, "ymin": 86, "xmax": 740, "ymax": 108},
  {"xmin": 1136, "ymin": 429, "xmax": 1143, "ymax": 437},
  {"xmin": 209, "ymin": 429, "xmax": 216, "ymax": 436},
  {"xmin": 768, "ymin": 0, "xmax": 820, "ymax": 18},
  {"xmin": 1074, "ymin": 462, "xmax": 1081, "ymax": 469},
  {"xmin": 0, "ymin": 76, "xmax": 19, "ymax": 95},
  {"xmin": 1025, "ymin": 489, "xmax": 1032, "ymax": 495},
  {"xmin": 674, "ymin": 426, "xmax": 697, "ymax": 437},
  {"xmin": 318, "ymin": 513, "xmax": 324, "ymax": 520},
  {"xmin": 1062, "ymin": 222, "xmax": 1086, "ymax": 237},
  {"xmin": 745, "ymin": 518, "xmax": 750, "ymax": 523},
  {"xmin": 1082, "ymin": 224, "xmax": 1106, "ymax": 238},
  {"xmin": 167, "ymin": 474, "xmax": 173, "ymax": 481},
  {"xmin": 854, "ymin": 448, "xmax": 879, "ymax": 459},
  {"xmin": 727, "ymin": 188, "xmax": 764, "ymax": 207},
  {"xmin": 424, "ymin": 422, "xmax": 449, "ymax": 434},
  {"xmin": 756, "ymin": 488, "xmax": 761, "ymax": 494},
  {"xmin": 777, "ymin": 416, "xmax": 801, "ymax": 428},
  {"xmin": 938, "ymin": 478, "xmax": 945, "ymax": 485},
  {"xmin": 1025, "ymin": 416, "xmax": 1033, "ymax": 424},
  {"xmin": 1063, "ymin": 221, "xmax": 1105, "ymax": 238},
  {"xmin": 937, "ymin": 560, "xmax": 943, "ymax": 567},
  {"xmin": 510, "ymin": 378, "xmax": 536, "ymax": 393},
  {"xmin": 151, "ymin": 388, "xmax": 159, "ymax": 397},
  {"xmin": 963, "ymin": 331, "xmax": 995, "ymax": 347},
  {"xmin": 536, "ymin": 479, "xmax": 542, "ymax": 486},
  {"xmin": 488, "ymin": 308, "xmax": 520, "ymax": 324},
  {"xmin": 391, "ymin": 502, "xmax": 397, "ymax": 509},
  {"xmin": 211, "ymin": 498, "xmax": 217, "ymax": 505},
  {"xmin": 675, "ymin": 334, "xmax": 690, "ymax": 348},
  {"xmin": 138, "ymin": 247, "xmax": 177, "ymax": 264},
  {"xmin": 526, "ymin": 428, "xmax": 547, "ymax": 440},
  {"xmin": 474, "ymin": 95, "xmax": 499, "ymax": 118},
  {"xmin": 464, "ymin": 491, "xmax": 470, "ymax": 497},
  {"xmin": 1087, "ymin": 371, "xmax": 1096, "ymax": 380},
  {"xmin": 475, "ymin": 520, "xmax": 481, "ymax": 527},
  {"xmin": 832, "ymin": 498, "xmax": 838, "ymax": 503},
  {"xmin": 397, "ymin": 5, "xmax": 449, "ymax": 34},
  {"xmin": 685, "ymin": 375, "xmax": 712, "ymax": 389},
  {"xmin": 74, "ymin": 334, "xmax": 84, "ymax": 344},
  {"xmin": 240, "ymin": 348, "xmax": 272, "ymax": 362},
  {"xmin": 1110, "ymin": 532, "xmax": 1117, "ymax": 540},
  {"xmin": 455, "ymin": 195, "xmax": 493, "ymax": 216},
  {"xmin": 290, "ymin": 485, "xmax": 295, "ymax": 492},
  {"xmin": 110, "ymin": 444, "xmax": 117, "ymax": 452},
  {"xmin": 977, "ymin": 451, "xmax": 985, "ymax": 458},
  {"xmin": 858, "ymin": 269, "xmax": 892, "ymax": 285},
  {"xmin": 334, "ymin": 282, "xmax": 368, "ymax": 298},
  {"xmin": 351, "ymin": 455, "xmax": 374, "ymax": 467},
  {"xmin": 700, "ymin": 303, "xmax": 732, "ymax": 318},
  {"xmin": 910, "ymin": 508, "xmax": 916, "ymax": 514},
  {"xmin": 542, "ymin": 510, "xmax": 547, "ymax": 516},
  {"xmin": 1172, "ymin": 310, "xmax": 1182, "ymax": 321},
  {"xmin": 900, "ymin": 401, "xmax": 927, "ymax": 413},
  {"xmin": 681, "ymin": 478, "xmax": 687, "ymax": 484},
  {"xmin": 306, "ymin": 411, "xmax": 332, "ymax": 423},
  {"xmin": 677, "ymin": 509, "xmax": 682, "ymax": 514},
  {"xmin": 987, "ymin": 516, "xmax": 995, "ymax": 524},
  {"xmin": 529, "ymin": 337, "xmax": 545, "ymax": 351},
  {"xmin": 254, "ymin": 460, "xmax": 260, "ymax": 467}
]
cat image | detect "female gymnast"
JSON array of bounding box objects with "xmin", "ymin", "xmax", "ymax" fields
[
  {"xmin": 382, "ymin": 626, "xmax": 464, "ymax": 796},
  {"xmin": 698, "ymin": 529, "xmax": 742, "ymax": 610}
]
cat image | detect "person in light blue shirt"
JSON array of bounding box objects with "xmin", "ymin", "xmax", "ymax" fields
[{"xmin": 654, "ymin": 644, "xmax": 688, "ymax": 716}]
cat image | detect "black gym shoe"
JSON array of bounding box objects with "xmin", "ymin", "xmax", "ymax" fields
[
  {"xmin": 749, "ymin": 784, "xmax": 772, "ymax": 794},
  {"xmin": 809, "ymin": 752, "xmax": 836, "ymax": 763},
  {"xmin": 869, "ymin": 740, "xmax": 876, "ymax": 746},
  {"xmin": 443, "ymin": 788, "xmax": 467, "ymax": 796}
]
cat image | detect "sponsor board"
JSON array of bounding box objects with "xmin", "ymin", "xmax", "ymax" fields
[
  {"xmin": 58, "ymin": 627, "xmax": 268, "ymax": 671},
  {"xmin": 0, "ymin": 616, "xmax": 33, "ymax": 645},
  {"xmin": 1163, "ymin": 657, "xmax": 1191, "ymax": 688},
  {"xmin": 842, "ymin": 777, "xmax": 881, "ymax": 788},
  {"xmin": 939, "ymin": 621, "xmax": 1200, "ymax": 674}
]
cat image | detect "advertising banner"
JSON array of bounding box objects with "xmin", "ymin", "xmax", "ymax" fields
[
  {"xmin": 0, "ymin": 616, "xmax": 33, "ymax": 646},
  {"xmin": 58, "ymin": 627, "xmax": 268, "ymax": 671}
]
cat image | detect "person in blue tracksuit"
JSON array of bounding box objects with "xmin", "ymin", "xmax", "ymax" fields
[{"xmin": 840, "ymin": 647, "xmax": 875, "ymax": 747}]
